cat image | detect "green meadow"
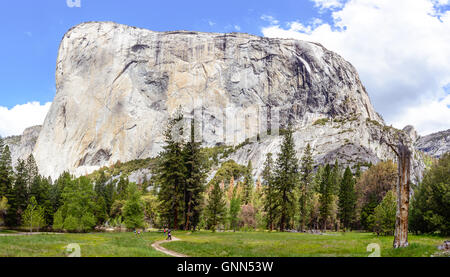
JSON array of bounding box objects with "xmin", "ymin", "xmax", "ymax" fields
[{"xmin": 0, "ymin": 231, "xmax": 447, "ymax": 257}]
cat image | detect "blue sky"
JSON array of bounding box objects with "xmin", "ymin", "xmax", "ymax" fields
[
  {"xmin": 0, "ymin": 0, "xmax": 449, "ymax": 136},
  {"xmin": 0, "ymin": 0, "xmax": 329, "ymax": 108}
]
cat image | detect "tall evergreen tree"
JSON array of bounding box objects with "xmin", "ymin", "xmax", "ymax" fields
[
  {"xmin": 355, "ymin": 163, "xmax": 362, "ymax": 180},
  {"xmin": 319, "ymin": 164, "xmax": 333, "ymax": 231},
  {"xmin": 182, "ymin": 118, "xmax": 206, "ymax": 231},
  {"xmin": 274, "ymin": 126, "xmax": 299, "ymax": 231},
  {"xmin": 205, "ymin": 181, "xmax": 226, "ymax": 232},
  {"xmin": 157, "ymin": 110, "xmax": 186, "ymax": 229},
  {"xmin": 93, "ymin": 171, "xmax": 110, "ymax": 224},
  {"xmin": 0, "ymin": 144, "xmax": 14, "ymax": 225},
  {"xmin": 115, "ymin": 176, "xmax": 130, "ymax": 201},
  {"xmin": 331, "ymin": 159, "xmax": 341, "ymax": 194},
  {"xmin": 8, "ymin": 159, "xmax": 29, "ymax": 226},
  {"xmin": 29, "ymin": 175, "xmax": 52, "ymax": 225},
  {"xmin": 25, "ymin": 154, "xmax": 39, "ymax": 190},
  {"xmin": 242, "ymin": 160, "xmax": 254, "ymax": 205},
  {"xmin": 262, "ymin": 153, "xmax": 277, "ymax": 231},
  {"xmin": 50, "ymin": 172, "xmax": 71, "ymax": 217},
  {"xmin": 338, "ymin": 167, "xmax": 356, "ymax": 231},
  {"xmin": 299, "ymin": 144, "xmax": 314, "ymax": 231},
  {"xmin": 0, "ymin": 145, "xmax": 14, "ymax": 196}
]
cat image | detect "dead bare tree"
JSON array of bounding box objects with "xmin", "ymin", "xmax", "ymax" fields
[{"xmin": 381, "ymin": 133, "xmax": 411, "ymax": 248}]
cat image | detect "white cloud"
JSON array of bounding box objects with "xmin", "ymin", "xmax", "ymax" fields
[
  {"xmin": 311, "ymin": 0, "xmax": 345, "ymax": 10},
  {"xmin": 261, "ymin": 0, "xmax": 450, "ymax": 135},
  {"xmin": 208, "ymin": 20, "xmax": 216, "ymax": 27},
  {"xmin": 433, "ymin": 0, "xmax": 450, "ymax": 6},
  {"xmin": 394, "ymin": 94, "xmax": 450, "ymax": 135},
  {"xmin": 234, "ymin": 25, "xmax": 241, "ymax": 31},
  {"xmin": 0, "ymin": 102, "xmax": 51, "ymax": 137},
  {"xmin": 260, "ymin": 14, "xmax": 279, "ymax": 25}
]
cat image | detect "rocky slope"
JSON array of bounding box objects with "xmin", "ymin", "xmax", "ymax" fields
[
  {"xmin": 4, "ymin": 125, "xmax": 41, "ymax": 168},
  {"xmin": 415, "ymin": 129, "xmax": 450, "ymax": 158},
  {"xmin": 7, "ymin": 22, "xmax": 426, "ymax": 181}
]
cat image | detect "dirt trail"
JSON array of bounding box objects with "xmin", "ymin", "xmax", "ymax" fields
[{"xmin": 151, "ymin": 237, "xmax": 189, "ymax": 257}]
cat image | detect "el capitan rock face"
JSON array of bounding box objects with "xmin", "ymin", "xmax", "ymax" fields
[{"xmin": 28, "ymin": 21, "xmax": 423, "ymax": 180}]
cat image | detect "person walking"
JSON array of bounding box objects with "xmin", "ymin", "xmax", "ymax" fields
[{"xmin": 167, "ymin": 229, "xmax": 172, "ymax": 241}]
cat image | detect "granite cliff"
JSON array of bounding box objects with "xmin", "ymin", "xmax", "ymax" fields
[{"xmin": 5, "ymin": 22, "xmax": 428, "ymax": 181}]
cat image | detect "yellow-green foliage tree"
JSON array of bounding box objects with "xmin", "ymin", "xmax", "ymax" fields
[
  {"xmin": 372, "ymin": 190, "xmax": 397, "ymax": 236},
  {"xmin": 0, "ymin": 196, "xmax": 9, "ymax": 226},
  {"xmin": 22, "ymin": 196, "xmax": 46, "ymax": 232}
]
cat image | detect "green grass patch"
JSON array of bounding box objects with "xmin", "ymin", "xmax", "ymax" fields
[
  {"xmin": 0, "ymin": 232, "xmax": 169, "ymax": 257},
  {"xmin": 0, "ymin": 231, "xmax": 446, "ymax": 257},
  {"xmin": 165, "ymin": 231, "xmax": 447, "ymax": 257}
]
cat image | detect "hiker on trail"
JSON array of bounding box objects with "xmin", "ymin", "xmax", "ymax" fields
[{"xmin": 167, "ymin": 229, "xmax": 172, "ymax": 241}]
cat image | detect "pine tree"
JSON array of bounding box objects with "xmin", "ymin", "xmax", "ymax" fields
[
  {"xmin": 182, "ymin": 118, "xmax": 206, "ymax": 231},
  {"xmin": 262, "ymin": 153, "xmax": 277, "ymax": 231},
  {"xmin": 242, "ymin": 160, "xmax": 254, "ymax": 205},
  {"xmin": 7, "ymin": 159, "xmax": 28, "ymax": 226},
  {"xmin": 355, "ymin": 163, "xmax": 362, "ymax": 179},
  {"xmin": 50, "ymin": 172, "xmax": 71, "ymax": 217},
  {"xmin": 299, "ymin": 144, "xmax": 314, "ymax": 231},
  {"xmin": 338, "ymin": 167, "xmax": 356, "ymax": 231},
  {"xmin": 319, "ymin": 164, "xmax": 333, "ymax": 231},
  {"xmin": 274, "ymin": 126, "xmax": 299, "ymax": 231},
  {"xmin": 157, "ymin": 110, "xmax": 186, "ymax": 229},
  {"xmin": 331, "ymin": 159, "xmax": 341, "ymax": 194},
  {"xmin": 29, "ymin": 175, "xmax": 52, "ymax": 225},
  {"xmin": 94, "ymin": 171, "xmax": 110, "ymax": 224},
  {"xmin": 0, "ymin": 145, "xmax": 14, "ymax": 197},
  {"xmin": 115, "ymin": 176, "xmax": 129, "ymax": 201},
  {"xmin": 206, "ymin": 182, "xmax": 226, "ymax": 232},
  {"xmin": 25, "ymin": 154, "xmax": 39, "ymax": 189},
  {"xmin": 0, "ymin": 144, "xmax": 14, "ymax": 226}
]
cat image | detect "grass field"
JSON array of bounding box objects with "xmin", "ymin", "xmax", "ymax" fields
[
  {"xmin": 165, "ymin": 231, "xmax": 448, "ymax": 257},
  {"xmin": 0, "ymin": 232, "xmax": 170, "ymax": 257},
  {"xmin": 0, "ymin": 230, "xmax": 447, "ymax": 257}
]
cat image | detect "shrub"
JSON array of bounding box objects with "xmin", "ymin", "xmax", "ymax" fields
[
  {"xmin": 52, "ymin": 209, "xmax": 64, "ymax": 231},
  {"xmin": 63, "ymin": 215, "xmax": 79, "ymax": 232},
  {"xmin": 80, "ymin": 212, "xmax": 96, "ymax": 231},
  {"xmin": 373, "ymin": 190, "xmax": 397, "ymax": 235}
]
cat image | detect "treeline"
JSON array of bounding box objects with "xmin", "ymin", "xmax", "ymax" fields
[
  {"xmin": 0, "ymin": 118, "xmax": 448, "ymax": 235},
  {"xmin": 153, "ymin": 112, "xmax": 388, "ymax": 233},
  {"xmin": 0, "ymin": 137, "xmax": 149, "ymax": 231}
]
